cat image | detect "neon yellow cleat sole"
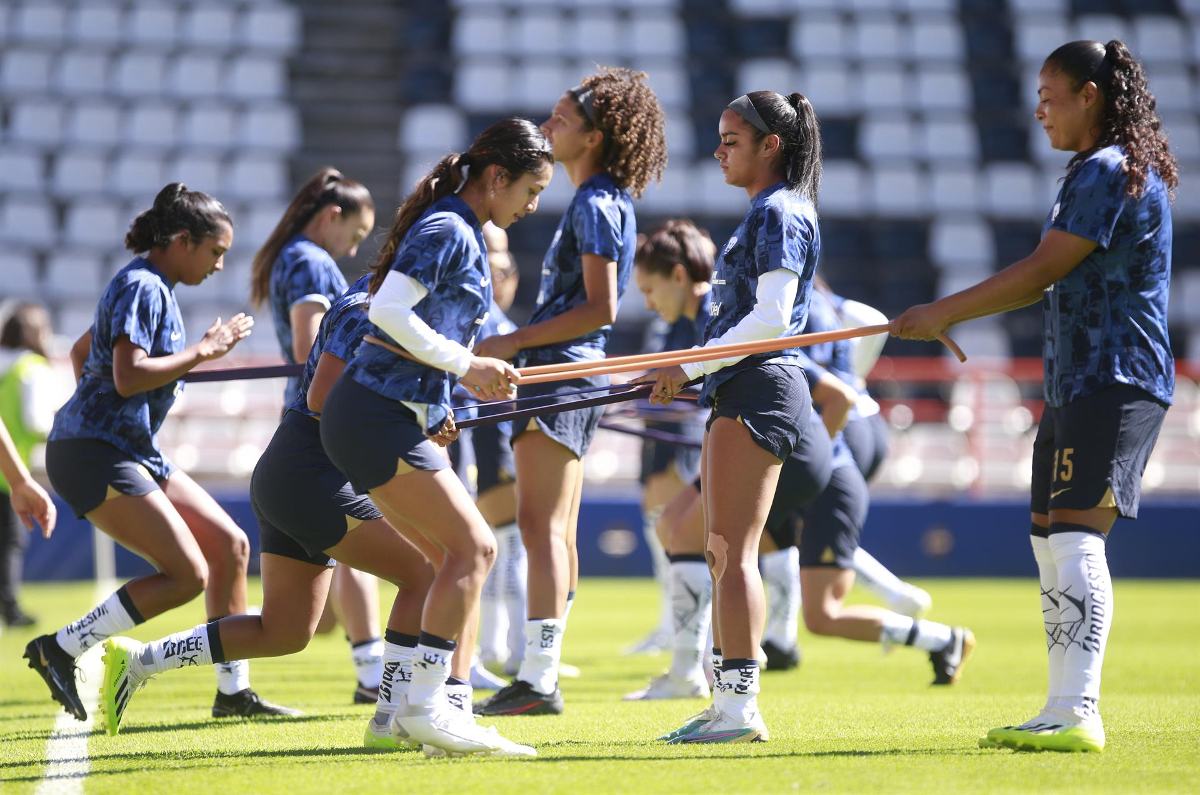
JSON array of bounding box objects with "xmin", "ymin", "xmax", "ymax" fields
[
  {"xmin": 364, "ymin": 722, "xmax": 418, "ymax": 751},
  {"xmin": 100, "ymin": 637, "xmax": 142, "ymax": 736},
  {"xmin": 1000, "ymin": 724, "xmax": 1105, "ymax": 753}
]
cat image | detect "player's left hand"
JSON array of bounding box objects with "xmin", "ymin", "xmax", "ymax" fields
[
  {"xmin": 635, "ymin": 365, "xmax": 690, "ymax": 405},
  {"xmin": 12, "ymin": 478, "xmax": 56, "ymax": 539},
  {"xmin": 473, "ymin": 333, "xmax": 520, "ymax": 362},
  {"xmin": 890, "ymin": 303, "xmax": 952, "ymax": 341},
  {"xmin": 430, "ymin": 415, "xmax": 460, "ymax": 447}
]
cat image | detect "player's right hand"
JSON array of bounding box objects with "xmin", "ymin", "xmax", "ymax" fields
[
  {"xmin": 199, "ymin": 314, "xmax": 254, "ymax": 360},
  {"xmin": 461, "ymin": 356, "xmax": 518, "ymax": 402}
]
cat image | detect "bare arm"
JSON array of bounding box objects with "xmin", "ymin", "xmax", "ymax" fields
[
  {"xmin": 892, "ymin": 230, "xmax": 1096, "ymax": 340},
  {"xmin": 475, "ymin": 255, "xmax": 618, "ymax": 360},
  {"xmin": 111, "ymin": 314, "xmax": 254, "ymax": 398},
  {"xmin": 810, "ymin": 372, "xmax": 859, "ymax": 438},
  {"xmin": 0, "ymin": 419, "xmax": 55, "ymax": 537},
  {"xmin": 289, "ymin": 302, "xmax": 326, "ymax": 364},
  {"xmin": 70, "ymin": 329, "xmax": 93, "ymax": 383},
  {"xmin": 306, "ymin": 352, "xmax": 346, "ymax": 415}
]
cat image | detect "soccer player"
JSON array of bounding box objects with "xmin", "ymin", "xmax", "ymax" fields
[
  {"xmin": 100, "ymin": 275, "xmax": 437, "ymax": 749},
  {"xmin": 250, "ymin": 169, "xmax": 385, "ymax": 705},
  {"xmin": 892, "ymin": 39, "xmax": 1176, "ymax": 753},
  {"xmin": 642, "ymin": 90, "xmax": 825, "ymax": 743},
  {"xmin": 319, "ymin": 118, "xmax": 553, "ymax": 756},
  {"xmin": 27, "ymin": 184, "xmax": 296, "ymax": 721},
  {"xmin": 473, "ymin": 68, "xmax": 667, "ymax": 717}
]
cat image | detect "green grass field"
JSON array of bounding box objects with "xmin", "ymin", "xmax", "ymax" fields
[{"xmin": 2, "ymin": 578, "xmax": 1198, "ymax": 793}]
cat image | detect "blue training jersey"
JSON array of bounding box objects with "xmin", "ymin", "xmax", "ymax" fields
[
  {"xmin": 524, "ymin": 172, "xmax": 636, "ymax": 365},
  {"xmin": 50, "ymin": 258, "xmax": 186, "ymax": 478},
  {"xmin": 287, "ymin": 274, "xmax": 372, "ymax": 419},
  {"xmin": 345, "ymin": 195, "xmax": 491, "ymax": 433},
  {"xmin": 701, "ymin": 182, "xmax": 820, "ymax": 407},
  {"xmin": 1041, "ymin": 145, "xmax": 1173, "ymax": 407},
  {"xmin": 269, "ymin": 235, "xmax": 349, "ymax": 402}
]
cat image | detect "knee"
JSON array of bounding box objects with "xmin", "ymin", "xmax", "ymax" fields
[
  {"xmin": 207, "ymin": 527, "xmax": 251, "ymax": 573},
  {"xmin": 802, "ymin": 602, "xmax": 836, "ymax": 636},
  {"xmin": 169, "ymin": 558, "xmax": 208, "ymax": 603},
  {"xmin": 266, "ymin": 621, "xmax": 312, "ymax": 656}
]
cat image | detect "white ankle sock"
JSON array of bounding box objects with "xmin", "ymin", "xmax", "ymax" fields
[
  {"xmin": 517, "ymin": 618, "xmax": 564, "ymax": 694},
  {"xmin": 714, "ymin": 659, "xmax": 760, "ymax": 722},
  {"xmin": 374, "ymin": 635, "xmax": 415, "ymax": 725},
  {"xmin": 55, "ymin": 587, "xmax": 141, "ymax": 657},
  {"xmin": 760, "ymin": 548, "xmax": 800, "ymax": 648},
  {"xmin": 351, "ymin": 637, "xmax": 384, "ymax": 690},
  {"xmin": 133, "ymin": 623, "xmax": 217, "ymax": 679},
  {"xmin": 408, "ymin": 635, "xmax": 455, "ymax": 710},
  {"xmin": 216, "ymin": 659, "xmax": 250, "ymax": 695},
  {"xmin": 669, "ymin": 559, "xmax": 712, "ymax": 680},
  {"xmin": 1031, "ymin": 534, "xmax": 1066, "ymax": 712},
  {"xmin": 879, "ymin": 614, "xmax": 954, "ymax": 653},
  {"xmin": 1049, "ymin": 531, "xmax": 1112, "ymax": 707},
  {"xmin": 445, "ymin": 679, "xmax": 473, "ymax": 714}
]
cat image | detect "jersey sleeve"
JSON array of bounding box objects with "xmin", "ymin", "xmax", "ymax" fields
[
  {"xmin": 571, "ymin": 191, "xmax": 623, "ymax": 262},
  {"xmin": 283, "ymin": 250, "xmax": 344, "ymax": 309},
  {"xmin": 752, "ymin": 203, "xmax": 813, "ymax": 278},
  {"xmin": 1050, "ymin": 153, "xmax": 1128, "ymax": 250},
  {"xmin": 391, "ymin": 214, "xmax": 470, "ymax": 294},
  {"xmin": 109, "ymin": 278, "xmax": 165, "ymax": 352},
  {"xmin": 321, "ymin": 301, "xmax": 371, "ymax": 362}
]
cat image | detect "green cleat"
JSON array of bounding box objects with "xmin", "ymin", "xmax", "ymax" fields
[
  {"xmin": 1002, "ymin": 720, "xmax": 1105, "ymax": 753},
  {"xmin": 100, "ymin": 637, "xmax": 144, "ymax": 736},
  {"xmin": 364, "ymin": 715, "xmax": 418, "ymax": 751},
  {"xmin": 657, "ymin": 703, "xmax": 718, "ymax": 741}
]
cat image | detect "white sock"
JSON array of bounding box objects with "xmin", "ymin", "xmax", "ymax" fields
[
  {"xmin": 516, "ymin": 618, "xmax": 564, "ymax": 694},
  {"xmin": 643, "ymin": 506, "xmax": 673, "ymax": 636},
  {"xmin": 351, "ymin": 637, "xmax": 384, "ymax": 690},
  {"xmin": 1031, "ymin": 534, "xmax": 1066, "ymax": 714},
  {"xmin": 55, "ymin": 587, "xmax": 141, "ymax": 657},
  {"xmin": 1049, "ymin": 530, "xmax": 1112, "ymax": 718},
  {"xmin": 711, "ymin": 647, "xmax": 723, "ymax": 690},
  {"xmin": 132, "ymin": 623, "xmax": 216, "ymax": 679},
  {"xmin": 879, "ymin": 614, "xmax": 954, "ymax": 653},
  {"xmin": 501, "ymin": 524, "xmax": 527, "ymax": 668},
  {"xmin": 216, "ymin": 659, "xmax": 251, "ymax": 695},
  {"xmin": 851, "ymin": 547, "xmax": 911, "ymax": 606},
  {"xmin": 445, "ymin": 678, "xmax": 473, "ymax": 714},
  {"xmin": 479, "ymin": 533, "xmax": 509, "ymax": 663},
  {"xmin": 714, "ymin": 659, "xmax": 760, "ymax": 722},
  {"xmin": 760, "ymin": 548, "xmax": 800, "ymax": 649},
  {"xmin": 374, "ymin": 634, "xmax": 415, "ymax": 725},
  {"xmin": 408, "ymin": 635, "xmax": 455, "ymax": 710},
  {"xmin": 563, "ymin": 590, "xmax": 576, "ymax": 622},
  {"xmin": 669, "ymin": 558, "xmax": 712, "ymax": 680}
]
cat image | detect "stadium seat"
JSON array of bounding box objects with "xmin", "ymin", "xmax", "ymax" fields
[
  {"xmin": 859, "ymin": 115, "xmax": 918, "ymax": 160},
  {"xmin": 1013, "ymin": 17, "xmax": 1071, "ymax": 65},
  {"xmin": 181, "ymin": 6, "xmax": 235, "ymax": 49},
  {"xmin": 453, "ymin": 9, "xmax": 510, "ymax": 57},
  {"xmin": 664, "ymin": 112, "xmax": 695, "ymax": 160},
  {"xmin": 1075, "ymin": 15, "xmax": 1128, "ymax": 45},
  {"xmin": 861, "ymin": 63, "xmax": 910, "ymax": 111},
  {"xmin": 1141, "ymin": 66, "xmax": 1192, "ymax": 113},
  {"xmin": 909, "ymin": 17, "xmax": 965, "ymax": 62},
  {"xmin": 914, "ymin": 65, "xmax": 971, "ymax": 112},
  {"xmin": 983, "ymin": 162, "xmax": 1039, "ymax": 218},
  {"xmin": 1, "ymin": 48, "xmax": 52, "ymax": 94},
  {"xmin": 929, "ymin": 166, "xmax": 982, "ymax": 212},
  {"xmin": 790, "ymin": 14, "xmax": 849, "ymax": 60},
  {"xmin": 0, "ymin": 149, "xmax": 44, "ymax": 192},
  {"xmin": 568, "ymin": 11, "xmax": 622, "ymax": 59},
  {"xmin": 43, "ymin": 251, "xmax": 104, "ymax": 300},
  {"xmin": 798, "ymin": 63, "xmax": 859, "ymax": 116},
  {"xmin": 454, "ymin": 59, "xmax": 513, "ymax": 112},
  {"xmin": 0, "ymin": 196, "xmax": 56, "ymax": 247},
  {"xmin": 240, "ymin": 4, "xmax": 301, "ymax": 53},
  {"xmin": 227, "ymin": 56, "xmax": 286, "ymax": 100},
  {"xmin": 818, "ymin": 160, "xmax": 866, "ymax": 217},
  {"xmin": 630, "ymin": 11, "xmax": 685, "ymax": 58},
  {"xmin": 181, "ymin": 103, "xmax": 236, "ymax": 149},
  {"xmin": 399, "ymin": 105, "xmax": 467, "ymax": 153},
  {"xmin": 513, "ymin": 10, "xmax": 565, "ymax": 57},
  {"xmin": 113, "ymin": 52, "xmax": 167, "ymax": 97},
  {"xmin": 125, "ymin": 104, "xmax": 178, "ymax": 148},
  {"xmin": 638, "ymin": 60, "xmax": 689, "ymax": 110},
  {"xmin": 51, "ymin": 150, "xmax": 108, "ymax": 197},
  {"xmin": 65, "ymin": 102, "xmax": 121, "ymax": 149},
  {"xmin": 239, "ymin": 106, "xmax": 300, "ymax": 151},
  {"xmin": 639, "ymin": 164, "xmax": 693, "ymax": 215},
  {"xmin": 168, "ymin": 53, "xmax": 224, "ymax": 99},
  {"xmin": 851, "ymin": 15, "xmax": 908, "ymax": 61},
  {"xmin": 870, "ymin": 165, "xmax": 928, "ymax": 216},
  {"xmin": 513, "ymin": 60, "xmax": 567, "ymax": 112},
  {"xmin": 111, "ymin": 154, "xmax": 166, "ymax": 200},
  {"xmin": 54, "ymin": 51, "xmax": 110, "ymax": 97},
  {"xmin": 224, "ymin": 156, "xmax": 287, "ymax": 200},
  {"xmin": 921, "ymin": 115, "xmax": 979, "ymax": 162},
  {"xmin": 13, "ymin": 3, "xmax": 65, "ymax": 44},
  {"xmin": 64, "ymin": 200, "xmax": 123, "ymax": 247},
  {"xmin": 737, "ymin": 59, "xmax": 794, "ymax": 98},
  {"xmin": 128, "ymin": 4, "xmax": 177, "ymax": 47},
  {"xmin": 929, "ymin": 217, "xmax": 995, "ymax": 270},
  {"xmin": 1132, "ymin": 16, "xmax": 1188, "ymax": 64},
  {"xmin": 69, "ymin": 3, "xmax": 123, "ymax": 46},
  {"xmin": 0, "ymin": 251, "xmax": 40, "ymax": 299},
  {"xmin": 56, "ymin": 301, "xmax": 98, "ymax": 339},
  {"xmin": 165, "ymin": 154, "xmax": 224, "ymax": 194}
]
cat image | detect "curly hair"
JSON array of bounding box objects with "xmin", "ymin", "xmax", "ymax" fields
[
  {"xmin": 1045, "ymin": 40, "xmax": 1179, "ymax": 199},
  {"xmin": 636, "ymin": 218, "xmax": 715, "ymax": 284},
  {"xmin": 575, "ymin": 67, "xmax": 667, "ymax": 198}
]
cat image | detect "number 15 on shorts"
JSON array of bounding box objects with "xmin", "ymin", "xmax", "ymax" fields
[{"xmin": 1052, "ymin": 447, "xmax": 1074, "ymax": 483}]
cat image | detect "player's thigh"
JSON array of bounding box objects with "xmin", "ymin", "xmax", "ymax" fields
[
  {"xmin": 327, "ymin": 517, "xmax": 435, "ymax": 589},
  {"xmin": 162, "ymin": 469, "xmax": 248, "ymax": 561},
  {"xmin": 87, "ymin": 490, "xmax": 206, "ymax": 580},
  {"xmin": 371, "ymin": 468, "xmax": 493, "ymax": 561},
  {"xmin": 800, "ymin": 567, "xmax": 855, "ymax": 616},
  {"xmin": 704, "ymin": 416, "xmax": 782, "ymax": 559},
  {"xmin": 513, "ymin": 428, "xmax": 582, "ymax": 536},
  {"xmin": 259, "ymin": 552, "xmax": 335, "ymax": 642}
]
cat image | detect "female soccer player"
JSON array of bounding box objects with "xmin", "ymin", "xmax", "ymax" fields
[
  {"xmin": 893, "ymin": 40, "xmax": 1176, "ymax": 754},
  {"xmin": 642, "ymin": 90, "xmax": 823, "ymax": 743},
  {"xmin": 250, "ymin": 168, "xmax": 384, "ymax": 705},
  {"xmin": 473, "ymin": 67, "xmax": 667, "ymax": 717},
  {"xmin": 27, "ymin": 184, "xmax": 296, "ymax": 721},
  {"xmin": 319, "ymin": 118, "xmax": 554, "ymax": 755}
]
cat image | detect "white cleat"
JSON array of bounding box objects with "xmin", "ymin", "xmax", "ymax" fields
[
  {"xmin": 624, "ymin": 672, "xmax": 710, "ymax": 701},
  {"xmin": 418, "ymin": 686, "xmax": 537, "ymax": 759},
  {"xmin": 469, "ymin": 660, "xmax": 508, "ymax": 690},
  {"xmin": 365, "ymin": 713, "xmax": 418, "ymax": 751},
  {"xmin": 889, "ymin": 586, "xmax": 933, "ymax": 619},
  {"xmin": 668, "ymin": 708, "xmax": 770, "ymax": 744},
  {"xmin": 393, "ymin": 699, "xmax": 506, "ymax": 756},
  {"xmin": 623, "ymin": 628, "xmax": 672, "ymax": 655}
]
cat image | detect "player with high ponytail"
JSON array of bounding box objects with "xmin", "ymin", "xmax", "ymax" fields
[
  {"xmin": 26, "ymin": 184, "xmax": 299, "ymax": 723},
  {"xmin": 894, "ymin": 40, "xmax": 1177, "ymax": 753}
]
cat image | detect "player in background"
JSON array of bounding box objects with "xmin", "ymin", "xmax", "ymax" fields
[
  {"xmin": 893, "ymin": 39, "xmax": 1176, "ymax": 754},
  {"xmin": 250, "ymin": 169, "xmax": 385, "ymax": 705},
  {"xmin": 473, "ymin": 67, "xmax": 667, "ymax": 717},
  {"xmin": 27, "ymin": 184, "xmax": 296, "ymax": 721}
]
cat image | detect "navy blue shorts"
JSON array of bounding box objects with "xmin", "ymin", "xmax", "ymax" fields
[
  {"xmin": 798, "ymin": 463, "xmax": 868, "ymax": 569},
  {"xmin": 252, "ymin": 411, "xmax": 383, "ymax": 567},
  {"xmin": 764, "ymin": 411, "xmax": 834, "ymax": 549},
  {"xmin": 639, "ymin": 414, "xmax": 704, "ymax": 485},
  {"xmin": 320, "ymin": 376, "xmax": 449, "ymax": 493},
  {"xmin": 45, "ymin": 438, "xmax": 165, "ymax": 519},
  {"xmin": 472, "ymin": 421, "xmax": 515, "ymax": 494},
  {"xmin": 510, "ymin": 372, "xmax": 607, "ymax": 460},
  {"xmin": 706, "ymin": 364, "xmax": 812, "ymax": 462},
  {"xmin": 841, "ymin": 413, "xmax": 890, "ymax": 483},
  {"xmin": 1030, "ymin": 383, "xmax": 1167, "ymax": 520}
]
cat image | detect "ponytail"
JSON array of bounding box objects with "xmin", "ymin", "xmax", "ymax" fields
[
  {"xmin": 125, "ymin": 183, "xmax": 231, "ymax": 254},
  {"xmin": 735, "ymin": 91, "xmax": 823, "ymax": 204},
  {"xmin": 368, "ymin": 117, "xmax": 553, "ymax": 295},
  {"xmin": 250, "ymin": 167, "xmax": 374, "ymax": 305}
]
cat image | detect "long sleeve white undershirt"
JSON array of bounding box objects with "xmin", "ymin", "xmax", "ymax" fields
[
  {"xmin": 680, "ymin": 269, "xmax": 799, "ymax": 380},
  {"xmin": 368, "ymin": 270, "xmax": 473, "ymax": 378}
]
